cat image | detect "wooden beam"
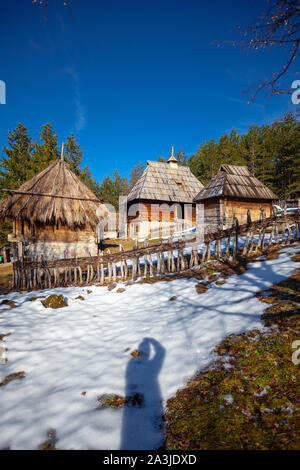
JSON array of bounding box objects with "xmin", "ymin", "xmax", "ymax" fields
[{"xmin": 2, "ymin": 188, "xmax": 102, "ymax": 203}]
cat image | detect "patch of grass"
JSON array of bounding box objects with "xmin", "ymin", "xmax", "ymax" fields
[
  {"xmin": 195, "ymin": 283, "xmax": 209, "ymax": 294},
  {"xmin": 0, "ymin": 263, "xmax": 13, "ymax": 294},
  {"xmin": 131, "ymin": 349, "xmax": 141, "ymax": 358},
  {"xmin": 0, "ymin": 371, "xmax": 25, "ymax": 387},
  {"xmin": 0, "ymin": 332, "xmax": 10, "ymax": 341},
  {"xmin": 215, "ymin": 280, "xmax": 226, "ymax": 286},
  {"xmin": 41, "ymin": 295, "xmax": 68, "ymax": 309},
  {"xmin": 39, "ymin": 429, "xmax": 57, "ymax": 450},
  {"xmin": 101, "ymin": 237, "xmax": 163, "ymax": 255},
  {"xmin": 107, "ymin": 282, "xmax": 117, "ymax": 291},
  {"xmin": 75, "ymin": 295, "xmax": 85, "ymax": 300},
  {"xmin": 97, "ymin": 393, "xmax": 144, "ymax": 409},
  {"xmin": 0, "ymin": 299, "xmax": 17, "ymax": 308},
  {"xmin": 164, "ymin": 246, "xmax": 300, "ymax": 450},
  {"xmin": 97, "ymin": 394, "xmax": 127, "ymax": 409}
]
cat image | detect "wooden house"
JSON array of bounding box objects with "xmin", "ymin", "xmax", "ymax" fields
[
  {"xmin": 193, "ymin": 164, "xmax": 278, "ymax": 232},
  {"xmin": 125, "ymin": 151, "xmax": 204, "ymax": 238},
  {"xmin": 0, "ymin": 159, "xmax": 107, "ymax": 261}
]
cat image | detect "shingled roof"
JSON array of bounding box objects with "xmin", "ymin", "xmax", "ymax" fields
[
  {"xmin": 126, "ymin": 160, "xmax": 204, "ymax": 203},
  {"xmin": 194, "ymin": 164, "xmax": 278, "ymax": 202}
]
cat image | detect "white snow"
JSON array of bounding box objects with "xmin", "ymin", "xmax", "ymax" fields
[{"xmin": 0, "ymin": 245, "xmax": 299, "ymax": 450}]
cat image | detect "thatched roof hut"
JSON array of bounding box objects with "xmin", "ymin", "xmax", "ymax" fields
[
  {"xmin": 125, "ymin": 153, "xmax": 204, "ymax": 239},
  {"xmin": 0, "ymin": 160, "xmax": 102, "ymax": 229},
  {"xmin": 194, "ymin": 164, "xmax": 278, "ymax": 231},
  {"xmin": 0, "ymin": 160, "xmax": 106, "ymax": 261}
]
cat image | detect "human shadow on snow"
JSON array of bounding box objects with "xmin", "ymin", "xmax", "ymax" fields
[{"xmin": 120, "ymin": 337, "xmax": 166, "ymax": 450}]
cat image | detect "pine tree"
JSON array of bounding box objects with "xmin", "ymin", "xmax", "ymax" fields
[
  {"xmin": 64, "ymin": 132, "xmax": 83, "ymax": 175},
  {"xmin": 0, "ymin": 123, "xmax": 34, "ymax": 246},
  {"xmin": 79, "ymin": 165, "xmax": 101, "ymax": 197},
  {"xmin": 99, "ymin": 170, "xmax": 129, "ymax": 209},
  {"xmin": 270, "ymin": 114, "xmax": 300, "ymax": 197},
  {"xmin": 0, "ymin": 123, "xmax": 33, "ymax": 192},
  {"xmin": 129, "ymin": 161, "xmax": 144, "ymax": 189},
  {"xmin": 175, "ymin": 148, "xmax": 188, "ymax": 166},
  {"xmin": 31, "ymin": 123, "xmax": 59, "ymax": 173}
]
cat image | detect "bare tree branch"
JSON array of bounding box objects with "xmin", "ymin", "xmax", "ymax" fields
[{"xmin": 214, "ymin": 0, "xmax": 300, "ymax": 101}]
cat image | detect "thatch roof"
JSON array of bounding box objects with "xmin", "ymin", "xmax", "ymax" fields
[
  {"xmin": 127, "ymin": 160, "xmax": 204, "ymax": 203},
  {"xmin": 194, "ymin": 164, "xmax": 278, "ymax": 202},
  {"xmin": 0, "ymin": 160, "xmax": 103, "ymax": 229}
]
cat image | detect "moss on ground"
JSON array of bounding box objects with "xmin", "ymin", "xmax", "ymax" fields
[
  {"xmin": 41, "ymin": 295, "xmax": 68, "ymax": 309},
  {"xmin": 164, "ymin": 245, "xmax": 300, "ymax": 450}
]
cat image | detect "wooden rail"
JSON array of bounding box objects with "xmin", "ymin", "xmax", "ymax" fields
[{"xmin": 12, "ymin": 211, "xmax": 300, "ymax": 290}]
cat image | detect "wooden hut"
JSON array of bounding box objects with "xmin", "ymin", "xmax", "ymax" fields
[
  {"xmin": 125, "ymin": 150, "xmax": 204, "ymax": 238},
  {"xmin": 194, "ymin": 164, "xmax": 278, "ymax": 232},
  {"xmin": 0, "ymin": 159, "xmax": 107, "ymax": 261}
]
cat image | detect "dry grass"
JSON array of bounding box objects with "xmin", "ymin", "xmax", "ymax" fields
[
  {"xmin": 0, "ymin": 263, "xmax": 13, "ymax": 294},
  {"xmin": 101, "ymin": 236, "xmax": 163, "ymax": 254},
  {"xmin": 164, "ymin": 245, "xmax": 300, "ymax": 450}
]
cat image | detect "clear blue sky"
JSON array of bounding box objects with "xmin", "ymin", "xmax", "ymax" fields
[{"xmin": 0, "ymin": 0, "xmax": 297, "ymax": 182}]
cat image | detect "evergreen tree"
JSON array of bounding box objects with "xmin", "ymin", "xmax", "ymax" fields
[
  {"xmin": 0, "ymin": 123, "xmax": 34, "ymax": 246},
  {"xmin": 64, "ymin": 132, "xmax": 83, "ymax": 175},
  {"xmin": 129, "ymin": 161, "xmax": 144, "ymax": 190},
  {"xmin": 79, "ymin": 164, "xmax": 101, "ymax": 197},
  {"xmin": 99, "ymin": 170, "xmax": 129, "ymax": 209},
  {"xmin": 270, "ymin": 114, "xmax": 300, "ymax": 197},
  {"xmin": 175, "ymin": 148, "xmax": 188, "ymax": 166},
  {"xmin": 31, "ymin": 123, "xmax": 59, "ymax": 173},
  {"xmin": 0, "ymin": 123, "xmax": 34, "ymax": 191},
  {"xmin": 189, "ymin": 139, "xmax": 221, "ymax": 184}
]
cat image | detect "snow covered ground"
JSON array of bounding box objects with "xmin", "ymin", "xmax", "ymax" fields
[{"xmin": 0, "ymin": 246, "xmax": 299, "ymax": 450}]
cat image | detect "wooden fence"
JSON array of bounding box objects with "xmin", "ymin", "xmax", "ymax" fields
[{"xmin": 12, "ymin": 211, "xmax": 300, "ymax": 290}]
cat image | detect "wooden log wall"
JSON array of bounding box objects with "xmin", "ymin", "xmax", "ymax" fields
[{"xmin": 12, "ymin": 212, "xmax": 300, "ymax": 291}]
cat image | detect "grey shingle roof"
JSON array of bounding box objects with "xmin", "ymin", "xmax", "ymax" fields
[
  {"xmin": 127, "ymin": 161, "xmax": 204, "ymax": 203},
  {"xmin": 194, "ymin": 165, "xmax": 278, "ymax": 202}
]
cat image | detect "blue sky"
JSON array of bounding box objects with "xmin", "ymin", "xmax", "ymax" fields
[{"xmin": 0, "ymin": 0, "xmax": 297, "ymax": 182}]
